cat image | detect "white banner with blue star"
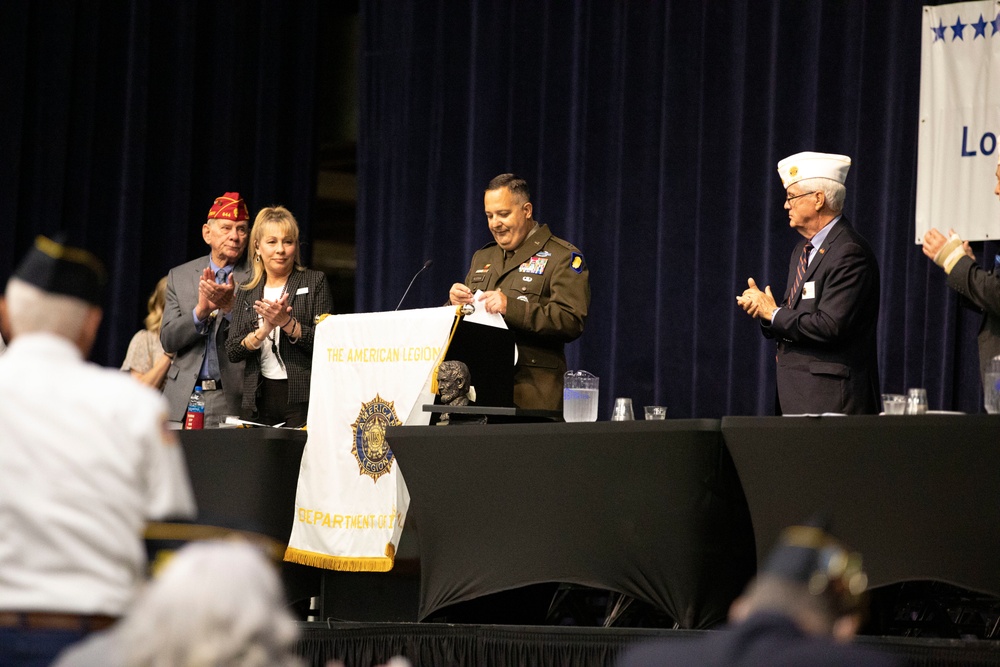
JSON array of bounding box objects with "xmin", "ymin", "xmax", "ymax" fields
[
  {"xmin": 916, "ymin": 1, "xmax": 1000, "ymax": 242},
  {"xmin": 284, "ymin": 305, "xmax": 457, "ymax": 571}
]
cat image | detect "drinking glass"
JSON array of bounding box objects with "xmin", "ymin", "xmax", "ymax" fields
[
  {"xmin": 984, "ymin": 356, "xmax": 1000, "ymax": 414},
  {"xmin": 906, "ymin": 388, "xmax": 928, "ymax": 415},
  {"xmin": 644, "ymin": 406, "xmax": 667, "ymax": 420},
  {"xmin": 881, "ymin": 394, "xmax": 906, "ymax": 415},
  {"xmin": 611, "ymin": 398, "xmax": 634, "ymax": 421}
]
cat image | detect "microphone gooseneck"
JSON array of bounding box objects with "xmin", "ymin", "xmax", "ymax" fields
[{"xmin": 395, "ymin": 259, "xmax": 434, "ymax": 311}]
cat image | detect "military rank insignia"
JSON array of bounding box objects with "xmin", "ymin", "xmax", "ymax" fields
[
  {"xmin": 519, "ymin": 256, "xmax": 548, "ymax": 274},
  {"xmin": 351, "ymin": 395, "xmax": 401, "ymax": 483},
  {"xmin": 474, "ymin": 264, "xmax": 491, "ymax": 274},
  {"xmin": 570, "ymin": 252, "xmax": 585, "ymax": 274}
]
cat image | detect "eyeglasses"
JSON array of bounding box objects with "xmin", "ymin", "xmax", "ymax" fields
[{"xmin": 786, "ymin": 191, "xmax": 817, "ymax": 203}]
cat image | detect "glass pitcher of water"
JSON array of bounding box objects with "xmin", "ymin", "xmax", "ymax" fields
[{"xmin": 563, "ymin": 370, "xmax": 599, "ymax": 422}]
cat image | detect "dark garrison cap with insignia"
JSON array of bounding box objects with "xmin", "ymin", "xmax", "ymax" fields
[
  {"xmin": 761, "ymin": 517, "xmax": 869, "ymax": 614},
  {"xmin": 13, "ymin": 235, "xmax": 107, "ymax": 306}
]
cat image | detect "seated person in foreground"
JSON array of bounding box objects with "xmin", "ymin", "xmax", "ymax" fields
[
  {"xmin": 617, "ymin": 521, "xmax": 906, "ymax": 667},
  {"xmin": 53, "ymin": 540, "xmax": 303, "ymax": 667}
]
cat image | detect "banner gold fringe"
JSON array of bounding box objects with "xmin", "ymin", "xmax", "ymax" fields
[
  {"xmin": 283, "ymin": 546, "xmax": 396, "ymax": 572},
  {"xmin": 430, "ymin": 307, "xmax": 465, "ymax": 394}
]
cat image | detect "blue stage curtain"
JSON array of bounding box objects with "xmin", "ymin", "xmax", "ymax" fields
[
  {"xmin": 358, "ymin": 0, "xmax": 992, "ymax": 416},
  {"xmin": 0, "ymin": 0, "xmax": 320, "ymax": 367}
]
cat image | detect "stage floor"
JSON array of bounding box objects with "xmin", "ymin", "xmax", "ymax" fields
[{"xmin": 294, "ymin": 621, "xmax": 1000, "ymax": 667}]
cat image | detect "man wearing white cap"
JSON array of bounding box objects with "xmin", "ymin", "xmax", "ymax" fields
[
  {"xmin": 737, "ymin": 152, "xmax": 881, "ymax": 415},
  {"xmin": 922, "ymin": 154, "xmax": 1000, "ymax": 393}
]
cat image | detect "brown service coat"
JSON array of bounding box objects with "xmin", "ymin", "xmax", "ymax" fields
[{"xmin": 462, "ymin": 223, "xmax": 590, "ymax": 411}]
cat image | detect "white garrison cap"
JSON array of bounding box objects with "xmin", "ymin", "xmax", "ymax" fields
[{"xmin": 777, "ymin": 152, "xmax": 852, "ymax": 188}]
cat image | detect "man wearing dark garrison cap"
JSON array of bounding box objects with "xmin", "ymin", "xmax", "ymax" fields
[
  {"xmin": 0, "ymin": 236, "xmax": 196, "ymax": 666},
  {"xmin": 617, "ymin": 522, "xmax": 904, "ymax": 667},
  {"xmin": 161, "ymin": 193, "xmax": 252, "ymax": 425}
]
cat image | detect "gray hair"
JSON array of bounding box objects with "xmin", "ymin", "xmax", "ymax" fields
[
  {"xmin": 118, "ymin": 540, "xmax": 302, "ymax": 667},
  {"xmin": 5, "ymin": 278, "xmax": 90, "ymax": 339},
  {"xmin": 796, "ymin": 178, "xmax": 846, "ymax": 214}
]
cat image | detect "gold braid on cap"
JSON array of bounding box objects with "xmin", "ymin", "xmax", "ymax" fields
[
  {"xmin": 781, "ymin": 525, "xmax": 868, "ymax": 614},
  {"xmin": 35, "ymin": 235, "xmax": 107, "ymax": 282}
]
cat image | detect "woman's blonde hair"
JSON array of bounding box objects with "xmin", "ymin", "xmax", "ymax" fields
[
  {"xmin": 243, "ymin": 206, "xmax": 303, "ymax": 291},
  {"xmin": 144, "ymin": 276, "xmax": 168, "ymax": 333}
]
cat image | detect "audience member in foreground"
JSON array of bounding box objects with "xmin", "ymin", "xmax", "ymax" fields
[
  {"xmin": 53, "ymin": 540, "xmax": 303, "ymax": 667},
  {"xmin": 0, "ymin": 236, "xmax": 196, "ymax": 667},
  {"xmin": 617, "ymin": 521, "xmax": 906, "ymax": 667}
]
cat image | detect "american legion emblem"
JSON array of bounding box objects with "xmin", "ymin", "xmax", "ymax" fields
[{"xmin": 351, "ymin": 394, "xmax": 402, "ymax": 483}]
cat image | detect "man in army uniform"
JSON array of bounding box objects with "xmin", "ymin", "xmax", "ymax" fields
[{"xmin": 449, "ymin": 174, "xmax": 590, "ymax": 412}]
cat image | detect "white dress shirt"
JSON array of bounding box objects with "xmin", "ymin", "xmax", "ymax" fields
[{"xmin": 0, "ymin": 333, "xmax": 196, "ymax": 615}]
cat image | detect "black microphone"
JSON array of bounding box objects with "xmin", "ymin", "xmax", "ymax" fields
[{"xmin": 395, "ymin": 259, "xmax": 434, "ymax": 311}]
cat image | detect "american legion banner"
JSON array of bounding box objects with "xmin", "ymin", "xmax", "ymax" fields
[
  {"xmin": 916, "ymin": 1, "xmax": 1000, "ymax": 242},
  {"xmin": 284, "ymin": 305, "xmax": 459, "ymax": 571}
]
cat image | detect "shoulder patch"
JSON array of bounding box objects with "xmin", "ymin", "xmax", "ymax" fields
[{"xmin": 570, "ymin": 252, "xmax": 585, "ymax": 274}]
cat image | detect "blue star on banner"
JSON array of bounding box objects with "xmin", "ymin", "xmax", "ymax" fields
[
  {"xmin": 951, "ymin": 15, "xmax": 966, "ymax": 40},
  {"xmin": 992, "ymin": 13, "xmax": 1000, "ymax": 35},
  {"xmin": 972, "ymin": 14, "xmax": 987, "ymax": 38},
  {"xmin": 931, "ymin": 19, "xmax": 947, "ymax": 41}
]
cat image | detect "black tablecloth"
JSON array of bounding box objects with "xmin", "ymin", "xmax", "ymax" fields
[
  {"xmin": 178, "ymin": 427, "xmax": 306, "ymax": 541},
  {"xmin": 174, "ymin": 428, "xmax": 317, "ymax": 610},
  {"xmin": 387, "ymin": 420, "xmax": 756, "ymax": 629},
  {"xmin": 721, "ymin": 415, "xmax": 1000, "ymax": 597}
]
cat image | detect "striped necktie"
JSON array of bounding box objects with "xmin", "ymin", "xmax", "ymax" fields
[{"xmin": 786, "ymin": 242, "xmax": 813, "ymax": 306}]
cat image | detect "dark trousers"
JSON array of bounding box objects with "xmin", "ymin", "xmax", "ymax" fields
[
  {"xmin": 0, "ymin": 626, "xmax": 93, "ymax": 667},
  {"xmin": 254, "ymin": 377, "xmax": 308, "ymax": 427}
]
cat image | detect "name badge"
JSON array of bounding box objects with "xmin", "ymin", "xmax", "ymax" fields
[
  {"xmin": 801, "ymin": 281, "xmax": 816, "ymax": 300},
  {"xmin": 296, "ymin": 287, "xmax": 309, "ymax": 295}
]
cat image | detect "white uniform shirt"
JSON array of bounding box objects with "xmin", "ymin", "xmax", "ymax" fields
[{"xmin": 0, "ymin": 333, "xmax": 197, "ymax": 615}]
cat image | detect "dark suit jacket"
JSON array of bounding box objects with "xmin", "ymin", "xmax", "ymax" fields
[
  {"xmin": 946, "ymin": 255, "xmax": 1000, "ymax": 386},
  {"xmin": 226, "ymin": 267, "xmax": 333, "ymax": 415},
  {"xmin": 762, "ymin": 219, "xmax": 880, "ymax": 415},
  {"xmin": 462, "ymin": 223, "xmax": 590, "ymax": 411},
  {"xmin": 160, "ymin": 255, "xmax": 251, "ymax": 421},
  {"xmin": 616, "ymin": 613, "xmax": 905, "ymax": 667}
]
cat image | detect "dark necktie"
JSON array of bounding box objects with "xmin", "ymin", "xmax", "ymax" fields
[
  {"xmin": 786, "ymin": 242, "xmax": 813, "ymax": 306},
  {"xmin": 203, "ymin": 268, "xmax": 226, "ymax": 381}
]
